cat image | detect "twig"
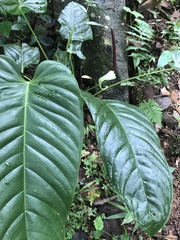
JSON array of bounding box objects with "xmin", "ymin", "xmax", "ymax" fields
[{"xmin": 93, "ymin": 196, "xmax": 117, "ymax": 206}]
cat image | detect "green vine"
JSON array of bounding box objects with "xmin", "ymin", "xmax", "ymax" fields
[
  {"xmin": 91, "ymin": 67, "xmax": 173, "ymax": 96},
  {"xmin": 20, "ymin": 10, "xmax": 48, "ymax": 60}
]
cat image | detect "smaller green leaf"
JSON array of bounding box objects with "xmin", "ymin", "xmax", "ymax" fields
[
  {"xmin": 125, "ymin": 45, "xmax": 150, "ymax": 53},
  {"xmin": 39, "ymin": 35, "xmax": 54, "ymax": 46},
  {"xmin": 108, "ymin": 202, "xmax": 127, "ymax": 212},
  {"xmin": 106, "ymin": 212, "xmax": 126, "ymax": 219},
  {"xmin": 67, "ymin": 41, "xmax": 86, "ymax": 59},
  {"xmin": 130, "ymin": 52, "xmax": 149, "ymax": 68},
  {"xmin": 0, "ymin": 0, "xmax": 47, "ymax": 15},
  {"xmin": 158, "ymin": 50, "xmax": 180, "ymax": 71},
  {"xmin": 158, "ymin": 50, "xmax": 173, "ymax": 68},
  {"xmin": 3, "ymin": 43, "xmax": 40, "ymax": 73},
  {"xmin": 58, "ymin": 2, "xmax": 92, "ymax": 41},
  {"xmin": 139, "ymin": 99, "xmax": 162, "ymax": 126},
  {"xmin": 169, "ymin": 167, "xmax": 176, "ymax": 173},
  {"xmin": 120, "ymin": 233, "xmax": 131, "ymax": 240},
  {"xmin": 99, "ymin": 71, "xmax": 116, "ymax": 89},
  {"xmin": 53, "ymin": 49, "xmax": 71, "ymax": 68},
  {"xmin": 94, "ymin": 216, "xmax": 104, "ymax": 231},
  {"xmin": 21, "ymin": 0, "xmax": 47, "ymax": 13},
  {"xmin": 123, "ymin": 6, "xmax": 144, "ymax": 19},
  {"xmin": 0, "ymin": 21, "xmax": 12, "ymax": 37},
  {"xmin": 135, "ymin": 19, "xmax": 154, "ymax": 39},
  {"xmin": 173, "ymin": 20, "xmax": 180, "ymax": 37},
  {"xmin": 93, "ymin": 230, "xmax": 103, "ymax": 240},
  {"xmin": 0, "ymin": 5, "xmax": 5, "ymax": 14},
  {"xmin": 11, "ymin": 16, "xmax": 28, "ymax": 32},
  {"xmin": 58, "ymin": 1, "xmax": 93, "ymax": 59},
  {"xmin": 170, "ymin": 50, "xmax": 180, "ymax": 71},
  {"xmin": 122, "ymin": 212, "xmax": 134, "ymax": 225}
]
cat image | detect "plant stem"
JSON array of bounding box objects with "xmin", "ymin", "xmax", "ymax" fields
[
  {"xmin": 94, "ymin": 67, "xmax": 173, "ymax": 96},
  {"xmin": 69, "ymin": 53, "xmax": 75, "ymax": 75},
  {"xmin": 66, "ymin": 28, "xmax": 75, "ymax": 75},
  {"xmin": 111, "ymin": 28, "xmax": 117, "ymax": 74},
  {"xmin": 23, "ymin": 75, "xmax": 31, "ymax": 81},
  {"xmin": 21, "ymin": 10, "xmax": 48, "ymax": 60}
]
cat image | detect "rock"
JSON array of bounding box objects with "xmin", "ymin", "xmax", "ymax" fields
[
  {"xmin": 97, "ymin": 201, "xmax": 124, "ymax": 239},
  {"xmin": 162, "ymin": 112, "xmax": 178, "ymax": 129},
  {"xmin": 72, "ymin": 231, "xmax": 88, "ymax": 240},
  {"xmin": 53, "ymin": 0, "xmax": 129, "ymax": 102},
  {"xmin": 83, "ymin": 0, "xmax": 129, "ymax": 102}
]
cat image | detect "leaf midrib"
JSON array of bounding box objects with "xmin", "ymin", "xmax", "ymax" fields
[
  {"xmin": 23, "ymin": 81, "xmax": 30, "ymax": 238},
  {"xmin": 103, "ymin": 101, "xmax": 153, "ymax": 223}
]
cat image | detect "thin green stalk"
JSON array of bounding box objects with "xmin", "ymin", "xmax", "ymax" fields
[
  {"xmin": 23, "ymin": 75, "xmax": 31, "ymax": 81},
  {"xmin": 94, "ymin": 67, "xmax": 173, "ymax": 96},
  {"xmin": 69, "ymin": 53, "xmax": 75, "ymax": 75},
  {"xmin": 21, "ymin": 10, "xmax": 48, "ymax": 60},
  {"xmin": 88, "ymin": 84, "xmax": 99, "ymax": 92},
  {"xmin": 66, "ymin": 28, "xmax": 75, "ymax": 75}
]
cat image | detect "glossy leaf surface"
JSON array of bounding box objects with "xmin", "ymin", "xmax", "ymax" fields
[
  {"xmin": 58, "ymin": 1, "xmax": 92, "ymax": 59},
  {"xmin": 0, "ymin": 0, "xmax": 47, "ymax": 15},
  {"xmin": 4, "ymin": 43, "xmax": 40, "ymax": 73},
  {"xmin": 0, "ymin": 56, "xmax": 83, "ymax": 240},
  {"xmin": 82, "ymin": 91, "xmax": 173, "ymax": 236}
]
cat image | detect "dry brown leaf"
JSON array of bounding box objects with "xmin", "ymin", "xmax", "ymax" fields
[
  {"xmin": 160, "ymin": 0, "xmax": 172, "ymax": 9},
  {"xmin": 138, "ymin": 0, "xmax": 157, "ymax": 10},
  {"xmin": 170, "ymin": 10, "xmax": 180, "ymax": 22},
  {"xmin": 170, "ymin": 90, "xmax": 180, "ymax": 113},
  {"xmin": 165, "ymin": 230, "xmax": 178, "ymax": 240},
  {"xmin": 170, "ymin": 90, "xmax": 179, "ymax": 103},
  {"xmin": 161, "ymin": 86, "xmax": 171, "ymax": 96}
]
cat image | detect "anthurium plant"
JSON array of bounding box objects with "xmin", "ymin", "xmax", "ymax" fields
[{"xmin": 0, "ymin": 1, "xmax": 177, "ymax": 239}]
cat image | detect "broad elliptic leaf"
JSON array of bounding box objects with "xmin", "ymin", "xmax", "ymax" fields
[
  {"xmin": 0, "ymin": 56, "xmax": 83, "ymax": 240},
  {"xmin": 0, "ymin": 0, "xmax": 47, "ymax": 15},
  {"xmin": 4, "ymin": 43, "xmax": 40, "ymax": 73},
  {"xmin": 58, "ymin": 1, "xmax": 93, "ymax": 59},
  {"xmin": 82, "ymin": 91, "xmax": 173, "ymax": 236}
]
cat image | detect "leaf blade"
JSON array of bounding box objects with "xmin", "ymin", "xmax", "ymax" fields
[
  {"xmin": 0, "ymin": 56, "xmax": 83, "ymax": 239},
  {"xmin": 0, "ymin": 0, "xmax": 47, "ymax": 15},
  {"xmin": 82, "ymin": 91, "xmax": 173, "ymax": 236},
  {"xmin": 3, "ymin": 43, "xmax": 40, "ymax": 73},
  {"xmin": 58, "ymin": 1, "xmax": 93, "ymax": 59}
]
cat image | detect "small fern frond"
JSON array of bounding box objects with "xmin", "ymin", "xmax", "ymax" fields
[{"xmin": 139, "ymin": 99, "xmax": 163, "ymax": 126}]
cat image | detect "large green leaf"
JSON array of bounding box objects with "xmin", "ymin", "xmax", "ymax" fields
[
  {"xmin": 58, "ymin": 1, "xmax": 93, "ymax": 59},
  {"xmin": 3, "ymin": 43, "xmax": 40, "ymax": 73},
  {"xmin": 82, "ymin": 91, "xmax": 173, "ymax": 236},
  {"xmin": 0, "ymin": 0, "xmax": 47, "ymax": 15},
  {"xmin": 0, "ymin": 56, "xmax": 83, "ymax": 240}
]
